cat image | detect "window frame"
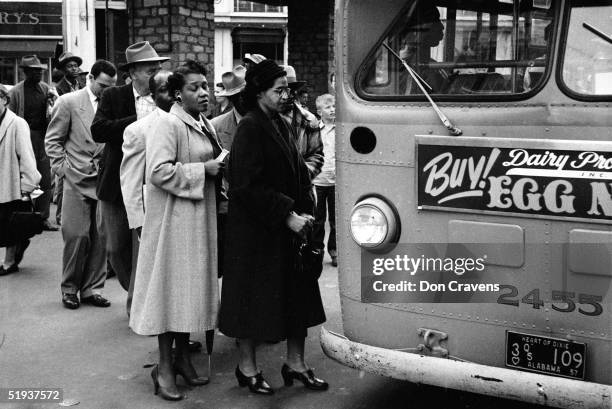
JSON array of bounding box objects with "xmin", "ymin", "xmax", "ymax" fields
[
  {"xmin": 557, "ymin": 0, "xmax": 612, "ymax": 102},
  {"xmin": 354, "ymin": 0, "xmax": 560, "ymax": 103}
]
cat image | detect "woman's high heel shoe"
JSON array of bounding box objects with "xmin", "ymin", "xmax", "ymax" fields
[
  {"xmin": 281, "ymin": 364, "xmax": 329, "ymax": 391},
  {"xmin": 151, "ymin": 365, "xmax": 184, "ymax": 401},
  {"xmin": 174, "ymin": 363, "xmax": 209, "ymax": 386},
  {"xmin": 235, "ymin": 366, "xmax": 274, "ymax": 395}
]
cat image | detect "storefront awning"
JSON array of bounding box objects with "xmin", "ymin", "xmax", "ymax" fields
[
  {"xmin": 1, "ymin": 39, "xmax": 59, "ymax": 58},
  {"xmin": 231, "ymin": 28, "xmax": 285, "ymax": 44}
]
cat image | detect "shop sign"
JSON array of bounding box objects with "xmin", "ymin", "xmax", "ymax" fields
[
  {"xmin": 417, "ymin": 137, "xmax": 612, "ymax": 224},
  {"xmin": 0, "ymin": 1, "xmax": 62, "ymax": 37}
]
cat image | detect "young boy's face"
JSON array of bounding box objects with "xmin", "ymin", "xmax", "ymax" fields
[{"xmin": 318, "ymin": 100, "xmax": 335, "ymax": 122}]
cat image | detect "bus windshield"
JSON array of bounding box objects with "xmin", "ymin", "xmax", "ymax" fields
[
  {"xmin": 561, "ymin": 0, "xmax": 612, "ymax": 97},
  {"xmin": 358, "ymin": 0, "xmax": 556, "ymax": 98}
]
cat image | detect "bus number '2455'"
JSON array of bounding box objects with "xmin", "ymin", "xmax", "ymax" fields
[{"xmin": 497, "ymin": 286, "xmax": 603, "ymax": 316}]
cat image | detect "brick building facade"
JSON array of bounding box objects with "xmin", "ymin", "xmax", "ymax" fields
[
  {"xmin": 127, "ymin": 0, "xmax": 333, "ymax": 105},
  {"xmin": 128, "ymin": 0, "xmax": 215, "ymax": 78}
]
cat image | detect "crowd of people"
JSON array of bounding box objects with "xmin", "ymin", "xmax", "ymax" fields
[{"xmin": 0, "ymin": 41, "xmax": 338, "ymax": 401}]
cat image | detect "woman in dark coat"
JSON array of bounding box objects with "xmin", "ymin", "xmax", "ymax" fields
[{"xmin": 219, "ymin": 59, "xmax": 327, "ymax": 395}]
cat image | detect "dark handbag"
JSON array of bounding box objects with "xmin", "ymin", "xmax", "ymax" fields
[
  {"xmin": 295, "ymin": 239, "xmax": 324, "ymax": 281},
  {"xmin": 0, "ymin": 200, "xmax": 44, "ymax": 247}
]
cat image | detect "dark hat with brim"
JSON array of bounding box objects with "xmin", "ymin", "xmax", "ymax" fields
[
  {"xmin": 119, "ymin": 41, "xmax": 170, "ymax": 71},
  {"xmin": 19, "ymin": 55, "xmax": 47, "ymax": 70},
  {"xmin": 246, "ymin": 59, "xmax": 286, "ymax": 89},
  {"xmin": 57, "ymin": 52, "xmax": 83, "ymax": 69}
]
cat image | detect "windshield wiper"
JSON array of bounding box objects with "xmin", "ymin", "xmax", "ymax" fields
[
  {"xmin": 383, "ymin": 43, "xmax": 462, "ymax": 136},
  {"xmin": 583, "ymin": 22, "xmax": 612, "ymax": 45}
]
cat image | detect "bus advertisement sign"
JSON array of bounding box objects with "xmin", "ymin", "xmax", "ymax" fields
[{"xmin": 416, "ymin": 137, "xmax": 612, "ymax": 224}]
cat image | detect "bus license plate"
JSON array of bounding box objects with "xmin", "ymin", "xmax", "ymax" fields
[{"xmin": 505, "ymin": 331, "xmax": 586, "ymax": 380}]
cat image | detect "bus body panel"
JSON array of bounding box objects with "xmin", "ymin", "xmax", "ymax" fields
[{"xmin": 328, "ymin": 0, "xmax": 612, "ymax": 394}]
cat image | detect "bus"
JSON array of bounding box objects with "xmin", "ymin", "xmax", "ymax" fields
[{"xmin": 320, "ymin": 0, "xmax": 612, "ymax": 408}]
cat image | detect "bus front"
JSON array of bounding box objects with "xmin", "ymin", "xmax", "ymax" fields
[{"xmin": 321, "ymin": 1, "xmax": 612, "ymax": 408}]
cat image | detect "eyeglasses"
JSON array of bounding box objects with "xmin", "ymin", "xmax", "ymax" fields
[{"xmin": 271, "ymin": 87, "xmax": 291, "ymax": 97}]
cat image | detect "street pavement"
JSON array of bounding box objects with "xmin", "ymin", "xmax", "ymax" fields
[{"xmin": 0, "ymin": 209, "xmax": 545, "ymax": 409}]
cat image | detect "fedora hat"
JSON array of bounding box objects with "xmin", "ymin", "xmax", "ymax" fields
[
  {"xmin": 282, "ymin": 65, "xmax": 306, "ymax": 90},
  {"xmin": 57, "ymin": 52, "xmax": 82, "ymax": 69},
  {"xmin": 119, "ymin": 41, "xmax": 169, "ymax": 70},
  {"xmin": 19, "ymin": 55, "xmax": 47, "ymax": 70},
  {"xmin": 217, "ymin": 68, "xmax": 246, "ymax": 97}
]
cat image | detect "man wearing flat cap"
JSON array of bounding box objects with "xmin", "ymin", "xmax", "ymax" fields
[
  {"xmin": 91, "ymin": 41, "xmax": 169, "ymax": 316},
  {"xmin": 9, "ymin": 55, "xmax": 59, "ymax": 233},
  {"xmin": 56, "ymin": 52, "xmax": 86, "ymax": 96}
]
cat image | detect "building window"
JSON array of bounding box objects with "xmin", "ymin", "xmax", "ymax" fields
[
  {"xmin": 234, "ymin": 1, "xmax": 283, "ymax": 13},
  {"xmin": 231, "ymin": 27, "xmax": 285, "ymax": 67}
]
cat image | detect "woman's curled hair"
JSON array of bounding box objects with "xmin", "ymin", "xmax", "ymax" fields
[{"xmin": 168, "ymin": 59, "xmax": 208, "ymax": 100}]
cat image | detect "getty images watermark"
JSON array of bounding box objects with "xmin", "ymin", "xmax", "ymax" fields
[{"xmin": 360, "ymin": 242, "xmax": 609, "ymax": 306}]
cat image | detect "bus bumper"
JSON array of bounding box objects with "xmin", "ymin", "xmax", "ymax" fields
[{"xmin": 320, "ymin": 327, "xmax": 612, "ymax": 409}]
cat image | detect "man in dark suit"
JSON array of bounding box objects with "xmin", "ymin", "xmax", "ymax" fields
[
  {"xmin": 55, "ymin": 52, "xmax": 86, "ymax": 96},
  {"xmin": 46, "ymin": 60, "xmax": 117, "ymax": 310},
  {"xmin": 91, "ymin": 41, "xmax": 168, "ymax": 315},
  {"xmin": 8, "ymin": 55, "xmax": 59, "ymax": 232}
]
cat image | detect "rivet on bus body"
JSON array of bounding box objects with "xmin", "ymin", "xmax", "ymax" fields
[
  {"xmin": 428, "ymin": 129, "xmax": 433, "ymax": 134},
  {"xmin": 354, "ymin": 353, "xmax": 360, "ymax": 360},
  {"xmin": 545, "ymin": 128, "xmax": 550, "ymax": 132},
  {"xmin": 481, "ymin": 132, "xmax": 487, "ymax": 136}
]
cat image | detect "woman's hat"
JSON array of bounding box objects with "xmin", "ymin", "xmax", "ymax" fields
[
  {"xmin": 246, "ymin": 59, "xmax": 286, "ymax": 89},
  {"xmin": 19, "ymin": 55, "xmax": 47, "ymax": 70},
  {"xmin": 119, "ymin": 41, "xmax": 170, "ymax": 70},
  {"xmin": 282, "ymin": 65, "xmax": 306, "ymax": 90},
  {"xmin": 57, "ymin": 52, "xmax": 83, "ymax": 69},
  {"xmin": 243, "ymin": 53, "xmax": 266, "ymax": 65}
]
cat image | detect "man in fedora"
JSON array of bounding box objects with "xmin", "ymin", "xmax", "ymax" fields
[
  {"xmin": 210, "ymin": 71, "xmax": 234, "ymax": 118},
  {"xmin": 280, "ymin": 65, "xmax": 323, "ymax": 180},
  {"xmin": 211, "ymin": 68, "xmax": 247, "ymax": 152},
  {"xmin": 9, "ymin": 55, "xmax": 59, "ymax": 232},
  {"xmin": 211, "ymin": 67, "xmax": 248, "ymax": 279},
  {"xmin": 45, "ymin": 59, "xmax": 118, "ymax": 309},
  {"xmin": 56, "ymin": 52, "xmax": 86, "ymax": 96},
  {"xmin": 91, "ymin": 41, "xmax": 169, "ymax": 316}
]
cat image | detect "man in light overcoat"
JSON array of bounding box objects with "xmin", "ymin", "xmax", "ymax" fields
[{"xmin": 45, "ymin": 60, "xmax": 117, "ymax": 310}]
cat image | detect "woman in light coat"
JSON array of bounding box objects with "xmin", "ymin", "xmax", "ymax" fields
[
  {"xmin": 129, "ymin": 61, "xmax": 224, "ymax": 401},
  {"xmin": 0, "ymin": 84, "xmax": 41, "ymax": 276}
]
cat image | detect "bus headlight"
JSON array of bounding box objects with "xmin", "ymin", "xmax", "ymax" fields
[{"xmin": 349, "ymin": 197, "xmax": 400, "ymax": 250}]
